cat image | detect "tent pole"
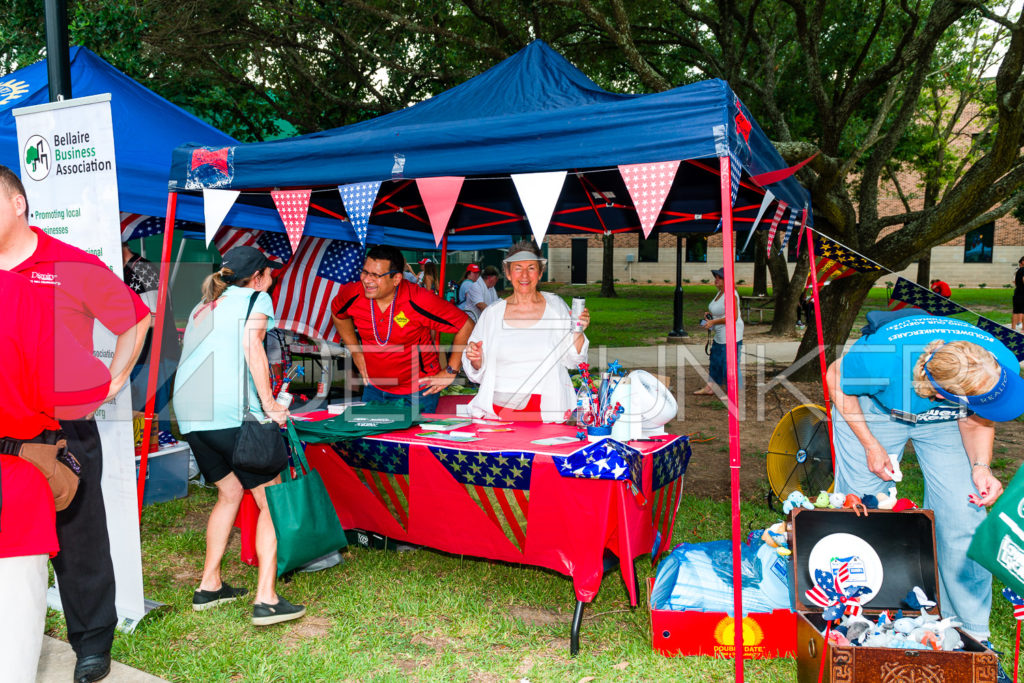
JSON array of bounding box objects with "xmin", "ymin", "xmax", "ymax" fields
[
  {"xmin": 138, "ymin": 191, "xmax": 178, "ymax": 518},
  {"xmin": 719, "ymin": 155, "xmax": 744, "ymax": 683},
  {"xmin": 804, "ymin": 222, "xmax": 836, "ymax": 468}
]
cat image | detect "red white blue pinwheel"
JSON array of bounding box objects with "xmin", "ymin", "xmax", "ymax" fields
[{"xmin": 805, "ymin": 561, "xmax": 873, "ymax": 621}]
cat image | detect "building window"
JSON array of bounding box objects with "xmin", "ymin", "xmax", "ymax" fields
[
  {"xmin": 964, "ymin": 222, "xmax": 994, "ymax": 263},
  {"xmin": 638, "ymin": 233, "xmax": 659, "ymax": 262},
  {"xmin": 686, "ymin": 236, "xmax": 707, "ymax": 262},
  {"xmin": 735, "ymin": 231, "xmax": 756, "ymax": 262}
]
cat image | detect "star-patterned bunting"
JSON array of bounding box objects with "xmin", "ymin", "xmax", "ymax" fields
[
  {"xmin": 338, "ymin": 181, "xmax": 382, "ymax": 246},
  {"xmin": 331, "ymin": 438, "xmax": 410, "ymax": 530},
  {"xmin": 431, "ymin": 446, "xmax": 533, "ymax": 552},
  {"xmin": 805, "ymin": 232, "xmax": 884, "ymax": 288},
  {"xmin": 977, "ymin": 317, "xmax": 1024, "ymax": 361},
  {"xmin": 889, "ymin": 277, "xmax": 968, "ymax": 317},
  {"xmin": 651, "ymin": 437, "xmax": 691, "ymax": 561},
  {"xmin": 618, "ymin": 160, "xmax": 681, "ymax": 238},
  {"xmin": 271, "ymin": 189, "xmax": 312, "ymax": 253},
  {"xmin": 553, "ymin": 438, "xmax": 643, "ymax": 493}
]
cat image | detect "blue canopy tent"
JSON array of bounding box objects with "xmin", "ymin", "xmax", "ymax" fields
[{"xmin": 164, "ymin": 41, "xmax": 818, "ymax": 676}]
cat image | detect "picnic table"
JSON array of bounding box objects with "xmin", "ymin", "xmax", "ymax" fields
[{"xmin": 740, "ymin": 294, "xmax": 775, "ymax": 323}]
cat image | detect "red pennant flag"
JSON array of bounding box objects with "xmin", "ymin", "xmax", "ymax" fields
[
  {"xmin": 271, "ymin": 189, "xmax": 311, "ymax": 253},
  {"xmin": 618, "ymin": 160, "xmax": 681, "ymax": 237},
  {"xmin": 416, "ymin": 177, "xmax": 465, "ymax": 246},
  {"xmin": 749, "ymin": 153, "xmax": 818, "ymax": 186}
]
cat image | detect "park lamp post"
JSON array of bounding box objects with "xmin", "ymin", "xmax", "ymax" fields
[{"xmin": 668, "ymin": 233, "xmax": 688, "ymax": 341}]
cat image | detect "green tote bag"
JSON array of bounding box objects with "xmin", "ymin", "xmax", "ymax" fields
[
  {"xmin": 267, "ymin": 420, "xmax": 348, "ymax": 577},
  {"xmin": 968, "ymin": 465, "xmax": 1024, "ymax": 597}
]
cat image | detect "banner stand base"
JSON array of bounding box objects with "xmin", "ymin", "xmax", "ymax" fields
[{"xmin": 46, "ymin": 587, "xmax": 165, "ymax": 635}]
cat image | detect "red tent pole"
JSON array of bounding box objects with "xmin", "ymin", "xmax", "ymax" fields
[
  {"xmin": 137, "ymin": 191, "xmax": 178, "ymax": 518},
  {"xmin": 804, "ymin": 224, "xmax": 836, "ymax": 468},
  {"xmin": 719, "ymin": 156, "xmax": 744, "ymax": 683}
]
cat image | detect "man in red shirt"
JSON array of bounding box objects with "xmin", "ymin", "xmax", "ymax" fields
[
  {"xmin": 930, "ymin": 279, "xmax": 952, "ymax": 298},
  {"xmin": 331, "ymin": 245, "xmax": 473, "ymax": 414},
  {"xmin": 0, "ymin": 269, "xmax": 111, "ymax": 682},
  {"xmin": 0, "ymin": 165, "xmax": 150, "ymax": 683}
]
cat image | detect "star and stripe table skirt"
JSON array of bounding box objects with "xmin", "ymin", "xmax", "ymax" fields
[{"xmin": 236, "ymin": 419, "xmax": 690, "ymax": 605}]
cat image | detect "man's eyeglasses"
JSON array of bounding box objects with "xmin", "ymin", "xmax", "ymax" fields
[{"xmin": 360, "ymin": 269, "xmax": 399, "ymax": 280}]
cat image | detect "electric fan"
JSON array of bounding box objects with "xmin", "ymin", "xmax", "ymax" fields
[{"xmin": 765, "ymin": 404, "xmax": 834, "ymax": 507}]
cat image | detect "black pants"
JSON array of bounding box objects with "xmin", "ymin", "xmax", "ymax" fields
[{"xmin": 52, "ymin": 419, "xmax": 117, "ymax": 657}]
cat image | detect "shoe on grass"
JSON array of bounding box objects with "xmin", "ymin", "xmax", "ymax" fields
[
  {"xmin": 192, "ymin": 582, "xmax": 248, "ymax": 611},
  {"xmin": 252, "ymin": 596, "xmax": 306, "ymax": 626}
]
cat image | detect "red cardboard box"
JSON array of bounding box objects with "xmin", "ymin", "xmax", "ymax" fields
[{"xmin": 648, "ymin": 577, "xmax": 796, "ymax": 658}]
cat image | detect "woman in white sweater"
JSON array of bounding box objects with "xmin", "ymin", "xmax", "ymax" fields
[{"xmin": 462, "ymin": 241, "xmax": 590, "ymax": 422}]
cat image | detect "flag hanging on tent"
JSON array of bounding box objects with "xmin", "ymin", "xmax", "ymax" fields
[
  {"xmin": 765, "ymin": 202, "xmax": 787, "ymax": 256},
  {"xmin": 338, "ymin": 181, "xmax": 382, "ymax": 246},
  {"xmin": 417, "ymin": 176, "xmax": 465, "ymax": 245},
  {"xmin": 806, "ymin": 233, "xmax": 884, "ymax": 287},
  {"xmin": 272, "ymin": 236, "xmax": 362, "ymax": 344},
  {"xmin": 271, "ymin": 189, "xmax": 312, "ymax": 253},
  {"xmin": 888, "ymin": 277, "xmax": 968, "ymax": 317},
  {"xmin": 120, "ymin": 213, "xmax": 198, "ymax": 242},
  {"xmin": 618, "ymin": 160, "xmax": 681, "ymax": 237},
  {"xmin": 977, "ymin": 317, "xmax": 1024, "ymax": 361},
  {"xmin": 651, "ymin": 438, "xmax": 691, "ymax": 562}
]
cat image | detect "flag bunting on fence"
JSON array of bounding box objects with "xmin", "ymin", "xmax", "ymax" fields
[
  {"xmin": 888, "ymin": 277, "xmax": 968, "ymax": 317},
  {"xmin": 806, "ymin": 232, "xmax": 885, "ymax": 288}
]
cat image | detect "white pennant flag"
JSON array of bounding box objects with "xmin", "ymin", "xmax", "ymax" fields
[
  {"xmin": 511, "ymin": 171, "xmax": 566, "ymax": 244},
  {"xmin": 202, "ymin": 188, "xmax": 240, "ymax": 246},
  {"xmin": 739, "ymin": 189, "xmax": 775, "ymax": 254}
]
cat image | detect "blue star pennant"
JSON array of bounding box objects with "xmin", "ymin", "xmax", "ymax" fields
[
  {"xmin": 889, "ymin": 277, "xmax": 968, "ymax": 317},
  {"xmin": 977, "ymin": 316, "xmax": 1024, "ymax": 361},
  {"xmin": 553, "ymin": 438, "xmax": 643, "ymax": 493},
  {"xmin": 332, "ymin": 438, "xmax": 410, "ymax": 529},
  {"xmin": 338, "ymin": 181, "xmax": 383, "ymax": 246},
  {"xmin": 651, "ymin": 436, "xmax": 691, "ymax": 560}
]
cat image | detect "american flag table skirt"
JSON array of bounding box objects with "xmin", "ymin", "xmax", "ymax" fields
[{"xmin": 237, "ymin": 421, "xmax": 690, "ymax": 605}]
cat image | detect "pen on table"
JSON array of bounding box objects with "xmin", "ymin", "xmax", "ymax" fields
[{"xmin": 627, "ymin": 437, "xmax": 666, "ymax": 442}]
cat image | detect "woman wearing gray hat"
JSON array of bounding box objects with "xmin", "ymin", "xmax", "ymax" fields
[
  {"xmin": 462, "ymin": 241, "xmax": 589, "ymax": 422},
  {"xmin": 694, "ymin": 267, "xmax": 744, "ymax": 395}
]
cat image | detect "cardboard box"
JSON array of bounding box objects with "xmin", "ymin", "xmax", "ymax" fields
[
  {"xmin": 791, "ymin": 508, "xmax": 998, "ymax": 682},
  {"xmin": 648, "ymin": 578, "xmax": 797, "ymax": 659},
  {"xmin": 135, "ymin": 443, "xmax": 190, "ymax": 505}
]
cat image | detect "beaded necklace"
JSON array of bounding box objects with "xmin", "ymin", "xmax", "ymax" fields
[{"xmin": 370, "ymin": 288, "xmax": 398, "ymax": 345}]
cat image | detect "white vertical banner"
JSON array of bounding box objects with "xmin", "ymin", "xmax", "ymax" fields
[{"xmin": 14, "ymin": 94, "xmax": 145, "ymax": 628}]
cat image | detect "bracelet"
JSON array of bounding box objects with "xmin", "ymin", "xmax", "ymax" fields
[{"xmin": 972, "ymin": 462, "xmax": 991, "ymax": 471}]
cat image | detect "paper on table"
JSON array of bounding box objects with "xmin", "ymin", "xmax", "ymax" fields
[
  {"xmin": 530, "ymin": 436, "xmax": 581, "ymax": 446},
  {"xmin": 415, "ymin": 432, "xmax": 482, "ymax": 443}
]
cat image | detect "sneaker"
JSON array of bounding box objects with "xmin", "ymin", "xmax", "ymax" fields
[
  {"xmin": 192, "ymin": 582, "xmax": 248, "ymax": 611},
  {"xmin": 981, "ymin": 640, "xmax": 1011, "ymax": 683},
  {"xmin": 252, "ymin": 596, "xmax": 306, "ymax": 626}
]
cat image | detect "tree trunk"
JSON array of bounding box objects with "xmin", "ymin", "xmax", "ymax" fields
[
  {"xmin": 770, "ymin": 249, "xmax": 809, "ymax": 335},
  {"xmin": 600, "ymin": 232, "xmax": 617, "ymax": 297},
  {"xmin": 752, "ymin": 230, "xmax": 768, "ymax": 296},
  {"xmin": 916, "ymin": 252, "xmax": 931, "ymax": 287},
  {"xmin": 786, "ymin": 272, "xmax": 877, "ymax": 380}
]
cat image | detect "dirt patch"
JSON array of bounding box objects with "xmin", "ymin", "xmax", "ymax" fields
[
  {"xmin": 281, "ymin": 616, "xmax": 332, "ymax": 653},
  {"xmin": 507, "ymin": 605, "xmax": 563, "ymax": 627}
]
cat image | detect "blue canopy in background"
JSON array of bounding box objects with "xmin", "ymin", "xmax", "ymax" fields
[
  {"xmin": 168, "ymin": 40, "xmax": 812, "ymax": 234},
  {"xmin": 0, "ymin": 47, "xmax": 506, "ymax": 250}
]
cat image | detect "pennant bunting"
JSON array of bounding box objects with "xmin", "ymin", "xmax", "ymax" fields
[
  {"xmin": 431, "ymin": 446, "xmax": 533, "ymax": 552},
  {"xmin": 416, "ymin": 176, "xmax": 465, "ymax": 245},
  {"xmin": 651, "ymin": 437, "xmax": 691, "ymax": 562},
  {"xmin": 779, "ymin": 208, "xmax": 797, "ymax": 252},
  {"xmin": 331, "ymin": 439, "xmax": 411, "ymax": 530},
  {"xmin": 977, "ymin": 317, "xmax": 1024, "ymax": 361},
  {"xmin": 338, "ymin": 181, "xmax": 382, "ymax": 246},
  {"xmin": 765, "ymin": 202, "xmax": 787, "ymax": 256},
  {"xmin": 511, "ymin": 171, "xmax": 567, "ymax": 244},
  {"xmin": 271, "ymin": 189, "xmax": 312, "ymax": 253},
  {"xmin": 272, "ymin": 236, "xmax": 362, "ymax": 344},
  {"xmin": 739, "ymin": 190, "xmax": 775, "ymax": 255},
  {"xmin": 202, "ymin": 188, "xmax": 240, "ymax": 246},
  {"xmin": 805, "ymin": 233, "xmax": 884, "ymax": 289},
  {"xmin": 618, "ymin": 160, "xmax": 681, "ymax": 237},
  {"xmin": 888, "ymin": 277, "xmax": 968, "ymax": 317},
  {"xmin": 553, "ymin": 438, "xmax": 644, "ymax": 492},
  {"xmin": 749, "ymin": 153, "xmax": 818, "ymax": 186}
]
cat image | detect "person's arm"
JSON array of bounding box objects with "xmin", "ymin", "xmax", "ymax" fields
[
  {"xmin": 104, "ymin": 316, "xmax": 151, "ymax": 402},
  {"xmin": 420, "ymin": 318, "xmax": 475, "ymax": 395},
  {"xmin": 959, "ymin": 414, "xmax": 1003, "ymax": 506},
  {"xmin": 332, "ymin": 314, "xmax": 367, "ymax": 383},
  {"xmin": 826, "ymin": 358, "xmax": 894, "ymax": 481},
  {"xmin": 242, "ymin": 312, "xmax": 289, "ymax": 426}
]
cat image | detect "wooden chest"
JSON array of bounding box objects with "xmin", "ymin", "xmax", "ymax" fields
[{"xmin": 790, "ymin": 508, "xmax": 999, "ymax": 683}]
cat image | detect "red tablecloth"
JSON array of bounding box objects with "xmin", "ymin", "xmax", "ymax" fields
[{"xmin": 237, "ymin": 418, "xmax": 690, "ymax": 605}]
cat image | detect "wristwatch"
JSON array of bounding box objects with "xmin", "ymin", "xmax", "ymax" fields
[{"xmin": 445, "ymin": 364, "xmax": 460, "ymax": 375}]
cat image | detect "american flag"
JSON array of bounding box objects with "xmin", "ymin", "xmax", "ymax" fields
[
  {"xmin": 888, "ymin": 277, "xmax": 967, "ymax": 317},
  {"xmin": 432, "ymin": 446, "xmax": 534, "ymax": 552},
  {"xmin": 554, "ymin": 438, "xmax": 644, "ymax": 495},
  {"xmin": 1002, "ymin": 587, "xmax": 1024, "ymax": 621},
  {"xmin": 212, "ymin": 225, "xmax": 261, "ymax": 253},
  {"xmin": 806, "ymin": 233, "xmax": 884, "ymax": 288},
  {"xmin": 650, "ymin": 437, "xmax": 691, "ymax": 562},
  {"xmin": 332, "ymin": 438, "xmax": 410, "ymax": 530},
  {"xmin": 120, "ymin": 213, "xmax": 201, "ymax": 242},
  {"xmin": 272, "ymin": 236, "xmax": 362, "ymax": 344},
  {"xmin": 618, "ymin": 160, "xmax": 681, "ymax": 237},
  {"xmin": 977, "ymin": 317, "xmax": 1024, "ymax": 361}
]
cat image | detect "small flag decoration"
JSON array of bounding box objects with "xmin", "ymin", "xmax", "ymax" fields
[
  {"xmin": 618, "ymin": 160, "xmax": 681, "ymax": 237},
  {"xmin": 271, "ymin": 189, "xmax": 312, "ymax": 253},
  {"xmin": 202, "ymin": 188, "xmax": 240, "ymax": 246},
  {"xmin": 651, "ymin": 437, "xmax": 691, "ymax": 561},
  {"xmin": 977, "ymin": 317, "xmax": 1024, "ymax": 361},
  {"xmin": 806, "ymin": 233, "xmax": 884, "ymax": 288},
  {"xmin": 511, "ymin": 171, "xmax": 567, "ymax": 245},
  {"xmin": 338, "ymin": 181, "xmax": 382, "ymax": 246},
  {"xmin": 765, "ymin": 202, "xmax": 787, "ymax": 256},
  {"xmin": 888, "ymin": 277, "xmax": 968, "ymax": 317},
  {"xmin": 331, "ymin": 439, "xmax": 410, "ymax": 530},
  {"xmin": 1002, "ymin": 587, "xmax": 1024, "ymax": 620},
  {"xmin": 553, "ymin": 438, "xmax": 643, "ymax": 492},
  {"xmin": 416, "ymin": 176, "xmax": 465, "ymax": 245}
]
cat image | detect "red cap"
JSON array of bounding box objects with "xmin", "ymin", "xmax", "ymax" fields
[
  {"xmin": 418, "ymin": 258, "xmax": 430, "ymax": 265},
  {"xmin": 466, "ymin": 264, "xmax": 481, "ymax": 273}
]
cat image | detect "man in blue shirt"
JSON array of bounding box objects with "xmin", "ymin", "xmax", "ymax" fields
[{"xmin": 827, "ymin": 314, "xmax": 1024, "ymax": 656}]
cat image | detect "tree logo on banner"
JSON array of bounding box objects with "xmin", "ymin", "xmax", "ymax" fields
[
  {"xmin": 22, "ymin": 134, "xmax": 51, "ymax": 181},
  {"xmin": 618, "ymin": 160, "xmax": 681, "ymax": 237},
  {"xmin": 271, "ymin": 189, "xmax": 311, "ymax": 253}
]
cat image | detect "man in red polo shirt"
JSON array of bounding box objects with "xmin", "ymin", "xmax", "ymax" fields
[
  {"xmin": 0, "ymin": 165, "xmax": 150, "ymax": 683},
  {"xmin": 0, "ymin": 269, "xmax": 111, "ymax": 682},
  {"xmin": 331, "ymin": 245, "xmax": 473, "ymax": 414}
]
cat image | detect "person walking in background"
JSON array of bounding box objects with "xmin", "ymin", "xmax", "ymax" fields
[
  {"xmin": 694, "ymin": 267, "xmax": 744, "ymax": 396},
  {"xmin": 1013, "ymin": 256, "xmax": 1024, "ymax": 331},
  {"xmin": 173, "ymin": 246, "xmax": 304, "ymax": 627}
]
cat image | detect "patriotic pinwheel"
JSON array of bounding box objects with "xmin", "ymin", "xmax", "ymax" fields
[{"xmin": 805, "ymin": 562, "xmax": 873, "ymax": 621}]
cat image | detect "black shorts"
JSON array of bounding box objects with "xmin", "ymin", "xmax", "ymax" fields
[
  {"xmin": 1014, "ymin": 290, "xmax": 1024, "ymax": 314},
  {"xmin": 184, "ymin": 427, "xmax": 279, "ymax": 490}
]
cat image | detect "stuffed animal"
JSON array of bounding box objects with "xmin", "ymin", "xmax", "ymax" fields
[
  {"xmin": 903, "ymin": 586, "xmax": 936, "ymax": 610},
  {"xmin": 843, "ymin": 494, "xmax": 868, "ymax": 516},
  {"xmin": 861, "ymin": 494, "xmax": 879, "ymax": 509},
  {"xmin": 760, "ymin": 521, "xmax": 792, "ymax": 556},
  {"xmin": 814, "ymin": 491, "xmax": 831, "ymax": 508},
  {"xmin": 829, "ymin": 492, "xmax": 846, "ymax": 509},
  {"xmin": 892, "ymin": 498, "xmax": 919, "ymax": 511},
  {"xmin": 783, "ymin": 491, "xmax": 815, "ymax": 514},
  {"xmin": 876, "ymin": 486, "xmax": 898, "ymax": 510}
]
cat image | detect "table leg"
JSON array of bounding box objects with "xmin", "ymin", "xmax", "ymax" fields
[{"xmin": 570, "ymin": 599, "xmax": 585, "ymax": 657}]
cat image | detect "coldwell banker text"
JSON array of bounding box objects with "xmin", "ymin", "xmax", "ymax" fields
[{"xmin": 52, "ymin": 130, "xmax": 112, "ymax": 175}]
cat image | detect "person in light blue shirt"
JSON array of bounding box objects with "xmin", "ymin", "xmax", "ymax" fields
[
  {"xmin": 172, "ymin": 246, "xmax": 305, "ymax": 627},
  {"xmin": 827, "ymin": 314, "xmax": 1024, "ymax": 651}
]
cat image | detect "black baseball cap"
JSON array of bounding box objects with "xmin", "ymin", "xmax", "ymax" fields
[
  {"xmin": 711, "ymin": 268, "xmax": 725, "ymax": 279},
  {"xmin": 221, "ymin": 246, "xmax": 283, "ymax": 282}
]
